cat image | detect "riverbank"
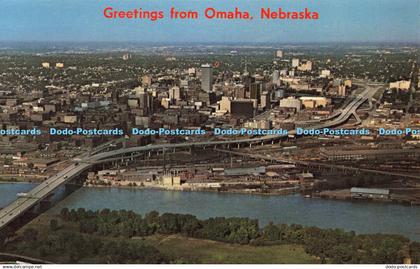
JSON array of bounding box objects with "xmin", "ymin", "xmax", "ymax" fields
[
  {"xmin": 84, "ymin": 180, "xmax": 420, "ymax": 206},
  {"xmin": 315, "ymin": 188, "xmax": 420, "ymax": 206},
  {"xmin": 83, "ymin": 181, "xmax": 299, "ymax": 196},
  {"xmin": 0, "ymin": 176, "xmax": 44, "ymax": 183},
  {"xmin": 53, "ymin": 187, "xmax": 420, "ymax": 241},
  {"xmin": 3, "ymin": 209, "xmax": 418, "ymax": 264},
  {"xmin": 1, "ymin": 182, "xmax": 419, "ymax": 241},
  {"xmin": 3, "ymin": 210, "xmax": 318, "ymax": 264},
  {"xmin": 0, "ymin": 181, "xmax": 38, "ymax": 184},
  {"xmin": 2, "ymin": 178, "xmax": 419, "ymax": 207}
]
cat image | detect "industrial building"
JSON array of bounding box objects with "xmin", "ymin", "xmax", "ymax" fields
[
  {"xmin": 350, "ymin": 187, "xmax": 390, "ymax": 200},
  {"xmin": 280, "ymin": 97, "xmax": 301, "ymax": 112},
  {"xmin": 320, "ymin": 148, "xmax": 420, "ymax": 161},
  {"xmin": 299, "ymin": 96, "xmax": 330, "ymax": 109}
]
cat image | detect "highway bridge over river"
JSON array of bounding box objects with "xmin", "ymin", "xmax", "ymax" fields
[{"xmin": 0, "ymin": 82, "xmax": 383, "ymax": 230}]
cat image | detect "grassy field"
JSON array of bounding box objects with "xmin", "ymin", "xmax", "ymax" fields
[
  {"xmin": 139, "ymin": 234, "xmax": 318, "ymax": 264},
  {"xmin": 372, "ymin": 87, "xmax": 386, "ymax": 100},
  {"xmin": 10, "ymin": 213, "xmax": 318, "ymax": 264}
]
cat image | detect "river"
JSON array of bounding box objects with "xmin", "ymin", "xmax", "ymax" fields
[{"xmin": 1, "ymin": 182, "xmax": 419, "ymax": 241}]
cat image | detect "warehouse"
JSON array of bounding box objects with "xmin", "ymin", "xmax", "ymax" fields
[{"xmin": 350, "ymin": 187, "xmax": 390, "ymax": 200}]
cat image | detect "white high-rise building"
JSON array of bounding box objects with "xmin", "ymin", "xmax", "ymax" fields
[
  {"xmin": 292, "ymin": 58, "xmax": 300, "ymax": 68},
  {"xmin": 272, "ymin": 70, "xmax": 280, "ymax": 84},
  {"xmin": 201, "ymin": 64, "xmax": 213, "ymax": 92},
  {"xmin": 321, "ymin": 69, "xmax": 331, "ymax": 78},
  {"xmin": 276, "ymin": 50, "xmax": 283, "ymax": 58}
]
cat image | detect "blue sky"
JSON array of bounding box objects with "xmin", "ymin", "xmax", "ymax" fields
[{"xmin": 0, "ymin": 0, "xmax": 418, "ymax": 43}]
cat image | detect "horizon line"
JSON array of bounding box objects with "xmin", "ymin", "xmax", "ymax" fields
[{"xmin": 0, "ymin": 40, "xmax": 419, "ymax": 45}]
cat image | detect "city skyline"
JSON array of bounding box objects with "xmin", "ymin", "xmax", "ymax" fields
[{"xmin": 0, "ymin": 1, "xmax": 419, "ymax": 266}]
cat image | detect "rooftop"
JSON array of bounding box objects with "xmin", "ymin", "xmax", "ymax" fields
[{"xmin": 350, "ymin": 187, "xmax": 389, "ymax": 195}]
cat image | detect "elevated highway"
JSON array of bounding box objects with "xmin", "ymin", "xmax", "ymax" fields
[
  {"xmin": 0, "ymin": 82, "xmax": 378, "ymax": 230},
  {"xmin": 90, "ymin": 83, "xmax": 376, "ymax": 162}
]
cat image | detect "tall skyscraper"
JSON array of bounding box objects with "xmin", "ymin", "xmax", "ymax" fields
[
  {"xmin": 249, "ymin": 82, "xmax": 264, "ymax": 103},
  {"xmin": 169, "ymin": 86, "xmax": 182, "ymax": 101},
  {"xmin": 201, "ymin": 64, "xmax": 213, "ymax": 92},
  {"xmin": 272, "ymin": 70, "xmax": 280, "ymax": 84},
  {"xmin": 260, "ymin": 91, "xmax": 271, "ymax": 109}
]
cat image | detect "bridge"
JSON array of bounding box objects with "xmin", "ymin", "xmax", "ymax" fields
[{"xmin": 0, "ymin": 82, "xmax": 378, "ymax": 230}]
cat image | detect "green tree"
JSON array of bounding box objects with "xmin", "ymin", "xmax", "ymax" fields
[
  {"xmin": 22, "ymin": 228, "xmax": 38, "ymax": 242},
  {"xmin": 409, "ymin": 242, "xmax": 420, "ymax": 264},
  {"xmin": 60, "ymin": 208, "xmax": 70, "ymax": 221},
  {"xmin": 263, "ymin": 222, "xmax": 281, "ymax": 241},
  {"xmin": 330, "ymin": 244, "xmax": 358, "ymax": 263},
  {"xmin": 0, "ymin": 227, "xmax": 15, "ymax": 249},
  {"xmin": 79, "ymin": 219, "xmax": 98, "ymax": 234},
  {"xmin": 50, "ymin": 219, "xmax": 59, "ymax": 231}
]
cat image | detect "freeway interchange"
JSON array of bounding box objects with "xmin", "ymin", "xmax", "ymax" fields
[{"xmin": 0, "ymin": 82, "xmax": 380, "ymax": 230}]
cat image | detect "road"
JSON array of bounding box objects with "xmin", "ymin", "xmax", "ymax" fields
[
  {"xmin": 0, "ymin": 162, "xmax": 91, "ymax": 229},
  {"xmin": 0, "ymin": 82, "xmax": 378, "ymax": 230},
  {"xmin": 90, "ymin": 82, "xmax": 377, "ymax": 162}
]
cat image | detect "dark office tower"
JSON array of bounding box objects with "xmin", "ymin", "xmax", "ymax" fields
[
  {"xmin": 230, "ymin": 100, "xmax": 255, "ymax": 119},
  {"xmin": 249, "ymin": 82, "xmax": 264, "ymax": 102},
  {"xmin": 138, "ymin": 92, "xmax": 154, "ymax": 115},
  {"xmin": 201, "ymin": 64, "xmax": 213, "ymax": 92},
  {"xmin": 242, "ymin": 75, "xmax": 255, "ymax": 89}
]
